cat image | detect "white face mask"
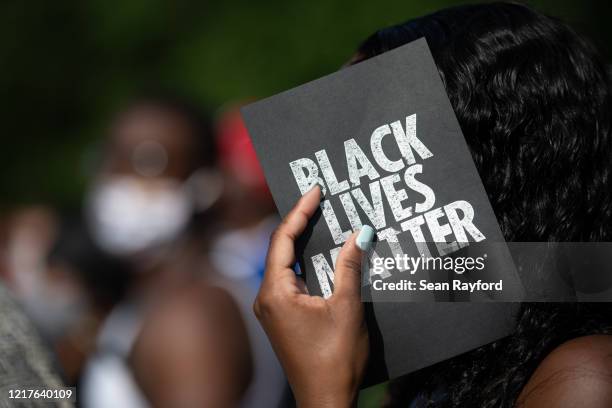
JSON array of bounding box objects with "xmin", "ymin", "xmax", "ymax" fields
[{"xmin": 87, "ymin": 176, "xmax": 193, "ymax": 255}]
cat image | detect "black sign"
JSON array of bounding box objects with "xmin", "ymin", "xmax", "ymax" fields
[{"xmin": 242, "ymin": 38, "xmax": 520, "ymax": 381}]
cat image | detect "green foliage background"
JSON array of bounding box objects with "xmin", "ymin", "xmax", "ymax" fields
[{"xmin": 0, "ymin": 1, "xmax": 609, "ymax": 210}]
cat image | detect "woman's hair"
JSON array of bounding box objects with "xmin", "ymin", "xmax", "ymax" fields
[{"xmin": 353, "ymin": 3, "xmax": 612, "ymax": 407}]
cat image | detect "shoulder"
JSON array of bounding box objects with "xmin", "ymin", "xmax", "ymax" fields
[
  {"xmin": 130, "ymin": 282, "xmax": 251, "ymax": 375},
  {"xmin": 130, "ymin": 283, "xmax": 252, "ymax": 403},
  {"xmin": 137, "ymin": 283, "xmax": 246, "ymax": 349},
  {"xmin": 517, "ymin": 335, "xmax": 612, "ymax": 407}
]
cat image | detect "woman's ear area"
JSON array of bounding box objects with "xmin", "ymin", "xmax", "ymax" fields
[{"xmin": 517, "ymin": 335, "xmax": 612, "ymax": 408}]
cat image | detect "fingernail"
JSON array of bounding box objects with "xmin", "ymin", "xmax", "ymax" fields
[
  {"xmin": 356, "ymin": 225, "xmax": 375, "ymax": 251},
  {"xmin": 308, "ymin": 184, "xmax": 325, "ymax": 201}
]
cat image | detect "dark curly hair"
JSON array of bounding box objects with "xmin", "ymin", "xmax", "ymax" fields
[{"xmin": 353, "ymin": 3, "xmax": 612, "ymax": 407}]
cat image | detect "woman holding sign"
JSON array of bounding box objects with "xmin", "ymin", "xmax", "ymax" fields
[{"xmin": 256, "ymin": 3, "xmax": 612, "ymax": 407}]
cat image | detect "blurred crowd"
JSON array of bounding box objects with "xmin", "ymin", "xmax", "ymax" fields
[{"xmin": 0, "ymin": 93, "xmax": 290, "ymax": 407}]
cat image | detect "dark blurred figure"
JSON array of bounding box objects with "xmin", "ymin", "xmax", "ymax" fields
[
  {"xmin": 81, "ymin": 94, "xmax": 252, "ymax": 408},
  {"xmin": 47, "ymin": 216, "xmax": 131, "ymax": 386},
  {"xmin": 210, "ymin": 105, "xmax": 288, "ymax": 407}
]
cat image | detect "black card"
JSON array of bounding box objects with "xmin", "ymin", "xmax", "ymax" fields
[{"xmin": 242, "ymin": 38, "xmax": 520, "ymax": 381}]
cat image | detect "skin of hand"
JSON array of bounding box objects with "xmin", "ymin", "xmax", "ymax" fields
[{"xmin": 254, "ymin": 185, "xmax": 371, "ymax": 408}]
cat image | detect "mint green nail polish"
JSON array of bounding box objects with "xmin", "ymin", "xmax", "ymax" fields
[{"xmin": 356, "ymin": 225, "xmax": 375, "ymax": 251}]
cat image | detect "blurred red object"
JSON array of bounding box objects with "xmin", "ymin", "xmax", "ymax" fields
[{"xmin": 216, "ymin": 106, "xmax": 272, "ymax": 201}]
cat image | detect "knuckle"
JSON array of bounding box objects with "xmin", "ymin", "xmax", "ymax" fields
[
  {"xmin": 339, "ymin": 257, "xmax": 361, "ymax": 273},
  {"xmin": 252, "ymin": 298, "xmax": 262, "ymax": 319},
  {"xmin": 294, "ymin": 208, "xmax": 309, "ymax": 223},
  {"xmin": 268, "ymin": 228, "xmax": 281, "ymax": 246},
  {"xmin": 280, "ymin": 213, "xmax": 295, "ymax": 229},
  {"xmin": 253, "ymin": 291, "xmax": 279, "ymax": 320},
  {"xmin": 328, "ymin": 295, "xmax": 347, "ymax": 310},
  {"xmin": 269, "ymin": 225, "xmax": 292, "ymax": 246}
]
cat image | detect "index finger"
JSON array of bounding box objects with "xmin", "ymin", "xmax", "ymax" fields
[{"xmin": 264, "ymin": 185, "xmax": 321, "ymax": 281}]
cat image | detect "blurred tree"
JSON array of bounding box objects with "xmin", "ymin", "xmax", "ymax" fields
[{"xmin": 0, "ymin": 0, "xmax": 609, "ymax": 210}]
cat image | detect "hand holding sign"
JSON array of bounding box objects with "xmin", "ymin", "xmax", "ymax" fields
[
  {"xmin": 243, "ymin": 38, "xmax": 520, "ymax": 382},
  {"xmin": 254, "ymin": 185, "xmax": 372, "ymax": 407}
]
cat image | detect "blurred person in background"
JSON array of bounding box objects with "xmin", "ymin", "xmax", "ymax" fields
[
  {"xmin": 3, "ymin": 207, "xmax": 61, "ymax": 336},
  {"xmin": 212, "ymin": 105, "xmax": 277, "ymax": 287},
  {"xmin": 0, "ymin": 208, "xmax": 76, "ymax": 406},
  {"xmin": 46, "ymin": 216, "xmax": 132, "ymax": 387},
  {"xmin": 81, "ymin": 94, "xmax": 252, "ymax": 407},
  {"xmin": 0, "ymin": 282, "xmax": 73, "ymax": 408},
  {"xmin": 2, "ymin": 207, "xmax": 102, "ymax": 386},
  {"xmin": 210, "ymin": 105, "xmax": 289, "ymax": 407}
]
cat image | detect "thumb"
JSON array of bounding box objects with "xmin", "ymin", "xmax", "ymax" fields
[{"xmin": 332, "ymin": 225, "xmax": 375, "ymax": 301}]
